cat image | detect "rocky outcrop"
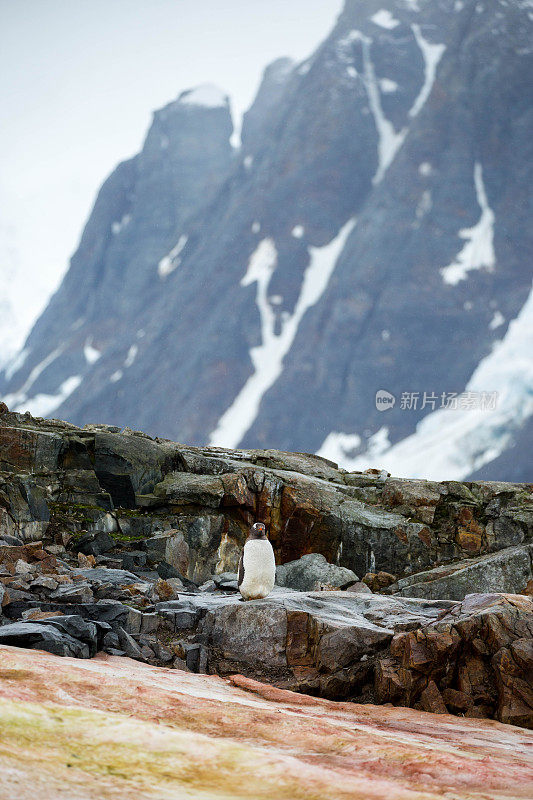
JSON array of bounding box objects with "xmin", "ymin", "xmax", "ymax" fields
[
  {"xmin": 0, "ymin": 411, "xmax": 532, "ymax": 725},
  {"xmin": 393, "ymin": 544, "xmax": 533, "ymax": 601},
  {"xmin": 1, "ymin": 413, "xmax": 531, "ymax": 584},
  {"xmin": 376, "ymin": 593, "xmax": 533, "ymax": 729},
  {"xmin": 2, "ymin": 645, "xmax": 533, "ymax": 800},
  {"xmin": 152, "ymin": 589, "xmax": 533, "ymax": 728}
]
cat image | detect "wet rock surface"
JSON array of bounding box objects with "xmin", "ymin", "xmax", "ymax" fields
[{"xmin": 0, "ymin": 412, "xmax": 532, "ymax": 726}]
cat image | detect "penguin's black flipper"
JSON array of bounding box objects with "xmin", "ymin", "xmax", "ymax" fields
[{"xmin": 238, "ymin": 551, "xmax": 244, "ymax": 587}]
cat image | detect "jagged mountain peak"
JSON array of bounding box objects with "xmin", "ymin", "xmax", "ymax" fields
[{"xmin": 2, "ymin": 0, "xmax": 531, "ymax": 482}]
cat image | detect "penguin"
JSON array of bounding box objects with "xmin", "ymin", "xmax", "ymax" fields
[{"xmin": 238, "ymin": 522, "xmax": 276, "ymax": 601}]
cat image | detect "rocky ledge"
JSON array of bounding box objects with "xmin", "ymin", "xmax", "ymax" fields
[{"xmin": 0, "ymin": 410, "xmax": 532, "ymax": 727}]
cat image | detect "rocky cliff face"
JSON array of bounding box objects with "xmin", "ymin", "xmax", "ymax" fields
[
  {"xmin": 1, "ymin": 1, "xmax": 532, "ymax": 479},
  {"xmin": 1, "ymin": 410, "xmax": 532, "ymax": 725}
]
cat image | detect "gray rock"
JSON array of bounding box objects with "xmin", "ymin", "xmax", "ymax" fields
[
  {"xmin": 140, "ymin": 613, "xmax": 159, "ymax": 634},
  {"xmin": 119, "ymin": 550, "xmax": 147, "ymax": 571},
  {"xmin": 0, "ymin": 621, "xmax": 89, "ymax": 657},
  {"xmin": 394, "ymin": 544, "xmax": 533, "ymax": 601},
  {"xmin": 156, "ymin": 561, "xmax": 181, "ymax": 580},
  {"xmin": 213, "ymin": 572, "xmax": 239, "ymax": 591},
  {"xmin": 125, "ymin": 607, "xmax": 142, "ymax": 635},
  {"xmin": 144, "ymin": 531, "xmax": 189, "ymax": 574},
  {"xmin": 155, "ymin": 598, "xmax": 202, "ymax": 632},
  {"xmin": 198, "ymin": 580, "xmax": 216, "ymax": 592},
  {"xmin": 153, "ymin": 473, "xmax": 224, "ymax": 507},
  {"xmin": 72, "ymin": 567, "xmax": 139, "ymax": 586},
  {"xmin": 276, "ymin": 554, "xmax": 358, "ymax": 592},
  {"xmin": 73, "ymin": 530, "xmax": 115, "ymax": 557},
  {"xmin": 101, "ymin": 630, "xmax": 121, "ymax": 651},
  {"xmin": 0, "ymin": 535, "xmax": 23, "ymax": 546},
  {"xmin": 152, "ymin": 641, "xmax": 174, "ymax": 663},
  {"xmin": 37, "ymin": 615, "xmax": 99, "ymax": 657},
  {"xmin": 117, "ymin": 627, "xmax": 145, "ymax": 660},
  {"xmin": 50, "ymin": 583, "xmax": 94, "ymax": 604},
  {"xmin": 344, "ymin": 582, "xmax": 372, "ymax": 595},
  {"xmin": 184, "ymin": 642, "xmax": 208, "ymax": 673},
  {"xmin": 30, "ymin": 576, "xmax": 59, "ymax": 591}
]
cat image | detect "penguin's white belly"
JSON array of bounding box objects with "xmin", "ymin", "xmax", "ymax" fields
[{"xmin": 239, "ymin": 539, "xmax": 276, "ymax": 600}]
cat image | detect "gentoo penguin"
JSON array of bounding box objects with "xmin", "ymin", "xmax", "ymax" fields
[{"xmin": 238, "ymin": 522, "xmax": 276, "ymax": 601}]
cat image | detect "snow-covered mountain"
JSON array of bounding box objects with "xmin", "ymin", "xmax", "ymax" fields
[{"xmin": 2, "ymin": 0, "xmax": 532, "ymax": 481}]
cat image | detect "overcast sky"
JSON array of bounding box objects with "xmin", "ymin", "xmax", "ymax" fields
[{"xmin": 0, "ymin": 0, "xmax": 343, "ymax": 357}]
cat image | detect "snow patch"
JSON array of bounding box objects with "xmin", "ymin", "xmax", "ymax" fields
[
  {"xmin": 252, "ymin": 221, "xmax": 261, "ymax": 234},
  {"xmin": 158, "ymin": 235, "xmax": 188, "ymax": 278},
  {"xmin": 317, "ymin": 432, "xmax": 362, "ymax": 462},
  {"xmin": 21, "ymin": 375, "xmax": 82, "ymax": 418},
  {"xmin": 379, "ymin": 78, "xmax": 398, "ymax": 93},
  {"xmin": 4, "ymin": 348, "xmax": 29, "ymax": 382},
  {"xmin": 84, "ymin": 338, "xmax": 101, "ymax": 365},
  {"xmin": 124, "ymin": 344, "xmax": 138, "ymax": 369},
  {"xmin": 244, "ymin": 155, "xmax": 253, "ymax": 170},
  {"xmin": 179, "ymin": 84, "xmax": 228, "ymax": 109},
  {"xmin": 291, "ymin": 225, "xmax": 305, "ymax": 239},
  {"xmin": 409, "ymin": 25, "xmax": 446, "ymax": 118},
  {"xmin": 110, "ymin": 370, "xmax": 123, "ymax": 383},
  {"xmin": 415, "ymin": 189, "xmax": 432, "ymax": 220},
  {"xmin": 489, "ymin": 310, "xmax": 505, "ymax": 330},
  {"xmin": 111, "ymin": 214, "xmax": 131, "ymax": 235},
  {"xmin": 320, "ymin": 282, "xmax": 533, "ymax": 480},
  {"xmin": 347, "ymin": 30, "xmax": 407, "ymax": 184},
  {"xmin": 209, "ymin": 220, "xmax": 356, "ymax": 448},
  {"xmin": 371, "ymin": 9, "xmax": 400, "ymax": 29},
  {"xmin": 441, "ymin": 163, "xmax": 496, "ymax": 285},
  {"xmin": 418, "ymin": 161, "xmax": 433, "ymax": 176},
  {"xmin": 3, "ymin": 346, "xmax": 64, "ymax": 407}
]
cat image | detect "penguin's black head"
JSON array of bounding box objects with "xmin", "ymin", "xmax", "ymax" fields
[{"xmin": 249, "ymin": 522, "xmax": 267, "ymax": 539}]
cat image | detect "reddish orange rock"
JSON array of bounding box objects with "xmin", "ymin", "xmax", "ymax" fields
[
  {"xmin": 420, "ymin": 680, "xmax": 448, "ymax": 714},
  {"xmin": 1, "ymin": 645, "xmax": 533, "ymax": 800}
]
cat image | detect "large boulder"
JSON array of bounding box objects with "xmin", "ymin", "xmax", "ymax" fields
[
  {"xmin": 154, "ymin": 589, "xmax": 533, "ymax": 727},
  {"xmin": 158, "ymin": 590, "xmax": 453, "ymax": 692},
  {"xmin": 394, "ymin": 544, "xmax": 533, "ymax": 601},
  {"xmin": 276, "ymin": 553, "xmax": 358, "ymax": 591}
]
